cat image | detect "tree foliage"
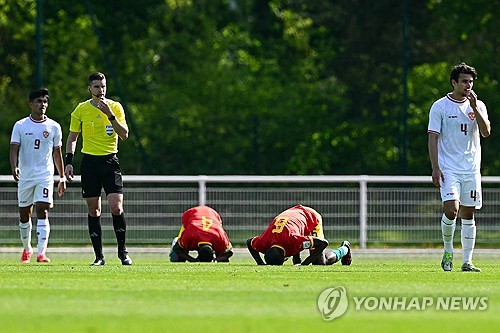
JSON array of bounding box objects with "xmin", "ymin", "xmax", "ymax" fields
[{"xmin": 1, "ymin": 0, "xmax": 498, "ymax": 175}]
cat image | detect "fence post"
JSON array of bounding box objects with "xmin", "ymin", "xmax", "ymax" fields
[
  {"xmin": 359, "ymin": 176, "xmax": 368, "ymax": 249},
  {"xmin": 198, "ymin": 175, "xmax": 207, "ymax": 206}
]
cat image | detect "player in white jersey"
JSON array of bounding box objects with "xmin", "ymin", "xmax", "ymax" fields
[
  {"xmin": 9, "ymin": 88, "xmax": 67, "ymax": 263},
  {"xmin": 428, "ymin": 63, "xmax": 491, "ymax": 272}
]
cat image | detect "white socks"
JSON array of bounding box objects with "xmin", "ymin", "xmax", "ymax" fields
[
  {"xmin": 36, "ymin": 219, "xmax": 50, "ymax": 256},
  {"xmin": 441, "ymin": 214, "xmax": 477, "ymax": 264},
  {"xmin": 19, "ymin": 220, "xmax": 32, "ymax": 251},
  {"xmin": 461, "ymin": 219, "xmax": 476, "ymax": 264},
  {"xmin": 441, "ymin": 214, "xmax": 456, "ymax": 252}
]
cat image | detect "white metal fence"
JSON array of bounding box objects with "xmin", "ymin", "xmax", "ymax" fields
[{"xmin": 1, "ymin": 175, "xmax": 499, "ymax": 248}]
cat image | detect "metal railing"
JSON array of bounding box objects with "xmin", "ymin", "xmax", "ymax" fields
[{"xmin": 1, "ymin": 175, "xmax": 499, "ymax": 248}]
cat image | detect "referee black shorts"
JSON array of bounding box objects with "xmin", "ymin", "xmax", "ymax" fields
[{"xmin": 80, "ymin": 153, "xmax": 123, "ymax": 198}]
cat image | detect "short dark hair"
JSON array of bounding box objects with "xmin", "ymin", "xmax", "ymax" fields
[
  {"xmin": 197, "ymin": 244, "xmax": 216, "ymax": 262},
  {"xmin": 29, "ymin": 88, "xmax": 49, "ymax": 102},
  {"xmin": 264, "ymin": 247, "xmax": 285, "ymax": 265},
  {"xmin": 88, "ymin": 72, "xmax": 106, "ymax": 85},
  {"xmin": 450, "ymin": 63, "xmax": 477, "ymax": 87}
]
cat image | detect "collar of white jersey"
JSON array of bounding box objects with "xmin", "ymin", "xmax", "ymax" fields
[
  {"xmin": 29, "ymin": 115, "xmax": 47, "ymax": 123},
  {"xmin": 446, "ymin": 93, "xmax": 467, "ymax": 104}
]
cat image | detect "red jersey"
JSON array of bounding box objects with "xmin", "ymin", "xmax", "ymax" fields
[
  {"xmin": 250, "ymin": 205, "xmax": 321, "ymax": 257},
  {"xmin": 178, "ymin": 206, "xmax": 232, "ymax": 254}
]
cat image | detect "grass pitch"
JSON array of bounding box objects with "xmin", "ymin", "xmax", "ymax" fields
[{"xmin": 0, "ymin": 249, "xmax": 499, "ymax": 333}]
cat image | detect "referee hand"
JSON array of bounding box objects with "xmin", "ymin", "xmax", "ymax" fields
[{"xmin": 65, "ymin": 164, "xmax": 74, "ymax": 183}]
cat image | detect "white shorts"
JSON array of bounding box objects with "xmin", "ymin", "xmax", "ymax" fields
[
  {"xmin": 18, "ymin": 178, "xmax": 54, "ymax": 208},
  {"xmin": 440, "ymin": 173, "xmax": 482, "ymax": 209}
]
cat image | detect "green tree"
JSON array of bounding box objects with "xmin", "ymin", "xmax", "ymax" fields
[{"xmin": 1, "ymin": 0, "xmax": 497, "ymax": 176}]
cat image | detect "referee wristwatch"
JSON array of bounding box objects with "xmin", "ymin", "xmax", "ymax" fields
[{"xmin": 108, "ymin": 115, "xmax": 116, "ymax": 121}]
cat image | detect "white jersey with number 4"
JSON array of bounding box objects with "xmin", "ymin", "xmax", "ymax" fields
[
  {"xmin": 427, "ymin": 93, "xmax": 488, "ymax": 174},
  {"xmin": 10, "ymin": 115, "xmax": 63, "ymax": 182}
]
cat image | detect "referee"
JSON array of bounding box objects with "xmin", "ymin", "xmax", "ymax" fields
[{"xmin": 64, "ymin": 72, "xmax": 132, "ymax": 266}]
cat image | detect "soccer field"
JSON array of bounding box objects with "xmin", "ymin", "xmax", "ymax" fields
[{"xmin": 1, "ymin": 249, "xmax": 499, "ymax": 333}]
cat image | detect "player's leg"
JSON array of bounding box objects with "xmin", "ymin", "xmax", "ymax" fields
[
  {"xmin": 34, "ymin": 202, "xmax": 51, "ymax": 263},
  {"xmin": 103, "ymin": 155, "xmax": 131, "ymax": 265},
  {"xmin": 82, "ymin": 154, "xmax": 106, "ymax": 266},
  {"xmin": 310, "ymin": 219, "xmax": 328, "ymax": 265},
  {"xmin": 86, "ymin": 197, "xmax": 105, "ymax": 265},
  {"xmin": 108, "ymin": 193, "xmax": 131, "ymax": 265},
  {"xmin": 17, "ymin": 180, "xmax": 34, "ymax": 263},
  {"xmin": 441, "ymin": 200, "xmax": 459, "ymax": 271},
  {"xmin": 339, "ymin": 240, "xmax": 352, "ymax": 265},
  {"xmin": 459, "ymin": 206, "xmax": 480, "ymax": 271},
  {"xmin": 33, "ymin": 179, "xmax": 53, "ymax": 263},
  {"xmin": 311, "ymin": 251, "xmax": 327, "ymax": 265},
  {"xmin": 19, "ymin": 206, "xmax": 34, "ymax": 263},
  {"xmin": 169, "ymin": 237, "xmax": 179, "ymax": 262},
  {"xmin": 439, "ymin": 174, "xmax": 460, "ymax": 271},
  {"xmin": 458, "ymin": 174, "xmax": 482, "ymax": 272},
  {"xmin": 312, "ymin": 241, "xmax": 351, "ymax": 266}
]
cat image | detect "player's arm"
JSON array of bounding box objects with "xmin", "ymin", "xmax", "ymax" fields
[
  {"xmin": 300, "ymin": 238, "xmax": 328, "ymax": 266},
  {"xmin": 292, "ymin": 253, "xmax": 302, "ymax": 265},
  {"xmin": 246, "ymin": 237, "xmax": 265, "ymax": 265},
  {"xmin": 215, "ymin": 247, "xmax": 233, "ymax": 262},
  {"xmin": 64, "ymin": 131, "xmax": 79, "ymax": 181},
  {"xmin": 468, "ymin": 92, "xmax": 491, "ymax": 138},
  {"xmin": 53, "ymin": 146, "xmax": 66, "ymax": 197},
  {"xmin": 475, "ymin": 109, "xmax": 491, "ymax": 138},
  {"xmin": 98, "ymin": 101, "xmax": 129, "ymax": 140},
  {"xmin": 9, "ymin": 143, "xmax": 20, "ymax": 182},
  {"xmin": 109, "ymin": 115, "xmax": 129, "ymax": 140},
  {"xmin": 215, "ymin": 233, "xmax": 234, "ymax": 262},
  {"xmin": 172, "ymin": 242, "xmax": 198, "ymax": 262},
  {"xmin": 428, "ymin": 132, "xmax": 444, "ymax": 188}
]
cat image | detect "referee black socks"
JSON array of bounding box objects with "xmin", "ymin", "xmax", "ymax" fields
[{"xmin": 88, "ymin": 215, "xmax": 103, "ymax": 259}]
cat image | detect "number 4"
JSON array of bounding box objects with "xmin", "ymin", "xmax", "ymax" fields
[
  {"xmin": 461, "ymin": 124, "xmax": 468, "ymax": 136},
  {"xmin": 201, "ymin": 216, "xmax": 213, "ymax": 231}
]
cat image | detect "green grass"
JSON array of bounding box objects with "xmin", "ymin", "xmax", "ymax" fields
[{"xmin": 1, "ymin": 250, "xmax": 499, "ymax": 333}]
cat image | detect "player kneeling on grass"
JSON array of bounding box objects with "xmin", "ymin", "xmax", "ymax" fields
[
  {"xmin": 170, "ymin": 206, "xmax": 233, "ymax": 262},
  {"xmin": 246, "ymin": 205, "xmax": 351, "ymax": 266}
]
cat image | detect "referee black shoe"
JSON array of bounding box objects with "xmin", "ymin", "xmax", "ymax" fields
[
  {"xmin": 119, "ymin": 252, "xmax": 133, "ymax": 265},
  {"xmin": 91, "ymin": 257, "xmax": 106, "ymax": 266}
]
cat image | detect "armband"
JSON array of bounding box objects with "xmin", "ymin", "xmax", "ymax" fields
[
  {"xmin": 59, "ymin": 176, "xmax": 67, "ymax": 183},
  {"xmin": 65, "ymin": 153, "xmax": 74, "ymax": 165}
]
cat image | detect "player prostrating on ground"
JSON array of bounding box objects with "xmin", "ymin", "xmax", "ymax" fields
[
  {"xmin": 10, "ymin": 88, "xmax": 66, "ymax": 263},
  {"xmin": 65, "ymin": 72, "xmax": 132, "ymax": 266},
  {"xmin": 246, "ymin": 205, "xmax": 351, "ymax": 266},
  {"xmin": 170, "ymin": 206, "xmax": 233, "ymax": 262},
  {"xmin": 428, "ymin": 63, "xmax": 491, "ymax": 272}
]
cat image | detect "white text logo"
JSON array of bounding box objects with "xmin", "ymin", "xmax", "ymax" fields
[
  {"xmin": 318, "ymin": 286, "xmax": 488, "ymax": 321},
  {"xmin": 317, "ymin": 286, "xmax": 349, "ymax": 321}
]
